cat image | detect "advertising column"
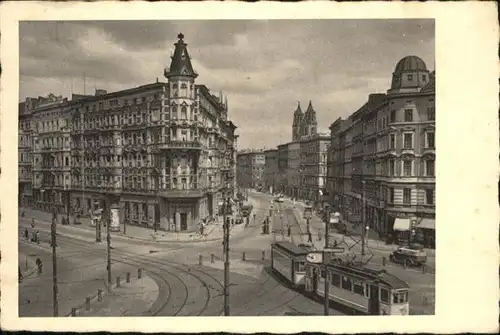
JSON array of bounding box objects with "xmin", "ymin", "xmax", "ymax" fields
[{"xmin": 109, "ymin": 203, "xmax": 121, "ymax": 232}]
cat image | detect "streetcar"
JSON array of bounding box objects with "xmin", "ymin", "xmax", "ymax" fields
[
  {"xmin": 304, "ymin": 259, "xmax": 410, "ymax": 315},
  {"xmin": 270, "ymin": 241, "xmax": 308, "ymax": 288}
]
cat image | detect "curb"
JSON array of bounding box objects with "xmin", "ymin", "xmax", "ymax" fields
[
  {"xmin": 67, "ymin": 271, "xmax": 153, "ymax": 317},
  {"xmin": 23, "ymin": 215, "xmax": 243, "ymax": 244}
]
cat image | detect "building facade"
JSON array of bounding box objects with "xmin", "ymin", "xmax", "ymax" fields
[
  {"xmin": 327, "ymin": 55, "xmax": 435, "ymax": 242},
  {"xmin": 24, "ymin": 33, "xmax": 237, "ymax": 233},
  {"xmin": 276, "ymin": 143, "xmax": 289, "ymax": 194},
  {"xmin": 236, "ymin": 149, "xmax": 265, "ymax": 191},
  {"xmin": 263, "ymin": 149, "xmax": 278, "ymax": 193},
  {"xmin": 18, "ymin": 98, "xmax": 40, "ymax": 208},
  {"xmin": 286, "ymin": 141, "xmax": 301, "ymax": 199},
  {"xmin": 298, "ymin": 133, "xmax": 330, "ymax": 203}
]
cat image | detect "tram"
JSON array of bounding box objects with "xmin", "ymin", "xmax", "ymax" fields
[
  {"xmin": 304, "ymin": 259, "xmax": 410, "ymax": 315},
  {"xmin": 270, "ymin": 241, "xmax": 308, "ymax": 288}
]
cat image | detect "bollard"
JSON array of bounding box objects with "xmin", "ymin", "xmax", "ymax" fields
[
  {"xmin": 422, "ymin": 264, "xmax": 426, "ymax": 273},
  {"xmin": 138, "ymin": 268, "xmax": 142, "ymax": 279},
  {"xmin": 126, "ymin": 272, "xmax": 131, "ymax": 283},
  {"xmin": 382, "ymin": 257, "xmax": 386, "ymax": 267},
  {"xmin": 242, "ymin": 252, "xmax": 246, "ymax": 261},
  {"xmin": 262, "ymin": 250, "xmax": 265, "ymax": 260},
  {"xmin": 71, "ymin": 308, "xmax": 77, "ymax": 316},
  {"xmin": 199, "ymin": 254, "xmax": 203, "ymax": 265},
  {"xmin": 211, "ymin": 253, "xmax": 215, "ymax": 263},
  {"xmin": 97, "ymin": 289, "xmax": 103, "ymax": 302},
  {"xmin": 85, "ymin": 297, "xmax": 91, "ymax": 311}
]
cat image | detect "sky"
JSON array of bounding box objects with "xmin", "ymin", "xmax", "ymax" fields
[{"xmin": 20, "ymin": 20, "xmax": 434, "ymax": 149}]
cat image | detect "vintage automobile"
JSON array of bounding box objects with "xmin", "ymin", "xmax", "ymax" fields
[{"xmin": 389, "ymin": 245, "xmax": 427, "ymax": 267}]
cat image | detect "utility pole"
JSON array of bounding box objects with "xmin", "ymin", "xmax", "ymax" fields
[
  {"xmin": 324, "ymin": 204, "xmax": 330, "ymax": 316},
  {"xmin": 223, "ymin": 197, "xmax": 230, "ymax": 316},
  {"xmin": 361, "ymin": 180, "xmax": 366, "ymax": 256},
  {"xmin": 51, "ymin": 208, "xmax": 59, "ymax": 317},
  {"xmin": 107, "ymin": 204, "xmax": 111, "ymax": 285}
]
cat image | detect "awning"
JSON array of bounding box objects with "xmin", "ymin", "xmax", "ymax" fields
[
  {"xmin": 393, "ymin": 218, "xmax": 411, "ymax": 231},
  {"xmin": 417, "ymin": 218, "xmax": 435, "ymax": 230}
]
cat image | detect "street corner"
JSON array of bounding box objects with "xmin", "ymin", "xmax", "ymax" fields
[{"xmin": 70, "ymin": 272, "xmax": 159, "ymax": 317}]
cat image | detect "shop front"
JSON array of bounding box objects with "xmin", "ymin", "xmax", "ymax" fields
[{"xmin": 416, "ymin": 218, "xmax": 435, "ymax": 248}]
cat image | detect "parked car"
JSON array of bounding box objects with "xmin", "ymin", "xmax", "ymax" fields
[{"xmin": 389, "ymin": 245, "xmax": 427, "ymax": 267}]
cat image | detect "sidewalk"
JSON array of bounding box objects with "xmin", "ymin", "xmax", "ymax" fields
[
  {"xmin": 71, "ymin": 273, "xmax": 159, "ymax": 317},
  {"xmin": 284, "ymin": 197, "xmax": 435, "ymax": 257},
  {"xmin": 20, "ymin": 207, "xmax": 246, "ymax": 244}
]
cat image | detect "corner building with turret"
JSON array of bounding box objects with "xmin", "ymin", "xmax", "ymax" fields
[{"xmin": 24, "ymin": 34, "xmax": 237, "ymax": 233}]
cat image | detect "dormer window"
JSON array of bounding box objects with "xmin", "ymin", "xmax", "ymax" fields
[
  {"xmin": 407, "ymin": 74, "xmax": 413, "ymax": 81},
  {"xmin": 422, "ymin": 74, "xmax": 427, "ymax": 81},
  {"xmin": 173, "ymin": 83, "xmax": 178, "ymax": 89}
]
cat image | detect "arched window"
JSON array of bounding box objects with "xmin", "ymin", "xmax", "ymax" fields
[{"xmin": 181, "ymin": 105, "xmax": 187, "ymax": 120}]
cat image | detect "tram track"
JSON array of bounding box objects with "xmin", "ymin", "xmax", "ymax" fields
[
  {"xmin": 24, "ymin": 232, "xmax": 225, "ymax": 316},
  {"xmin": 54, "ymin": 235, "xmax": 226, "ymax": 316}
]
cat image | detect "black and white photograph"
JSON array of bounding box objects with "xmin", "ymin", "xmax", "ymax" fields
[
  {"xmin": 0, "ymin": 1, "xmax": 498, "ymax": 334},
  {"xmin": 16, "ymin": 18, "xmax": 435, "ymax": 318}
]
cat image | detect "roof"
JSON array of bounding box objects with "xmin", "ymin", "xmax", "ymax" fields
[
  {"xmin": 421, "ymin": 70, "xmax": 436, "ymax": 93},
  {"xmin": 394, "ymin": 55, "xmax": 427, "ymax": 73},
  {"xmin": 327, "ymin": 260, "xmax": 409, "ymax": 289},
  {"xmin": 273, "ymin": 241, "xmax": 308, "ymax": 256},
  {"xmin": 164, "ymin": 33, "xmax": 198, "ymax": 78}
]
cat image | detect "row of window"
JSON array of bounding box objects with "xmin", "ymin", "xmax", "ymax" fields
[
  {"xmin": 316, "ymin": 268, "xmax": 409, "ymax": 304},
  {"xmin": 388, "ymin": 187, "xmax": 434, "ymax": 205}
]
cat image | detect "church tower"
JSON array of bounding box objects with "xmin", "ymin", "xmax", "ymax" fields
[
  {"xmin": 302, "ymin": 100, "xmax": 317, "ymax": 137},
  {"xmin": 292, "ymin": 101, "xmax": 303, "ymax": 141}
]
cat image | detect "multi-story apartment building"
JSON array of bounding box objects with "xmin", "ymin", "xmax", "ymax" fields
[
  {"xmin": 327, "ymin": 55, "xmax": 435, "ymax": 244},
  {"xmin": 263, "ymin": 149, "xmax": 278, "ymax": 193},
  {"xmin": 276, "ymin": 143, "xmax": 289, "ymax": 194},
  {"xmin": 18, "ymin": 97, "xmax": 40, "ymax": 207},
  {"xmin": 31, "ymin": 94, "xmax": 73, "ymax": 216},
  {"xmin": 286, "ymin": 141, "xmax": 301, "ymax": 199},
  {"xmin": 298, "ymin": 133, "xmax": 330, "ymax": 203},
  {"xmin": 25, "ymin": 33, "xmax": 237, "ymax": 233}
]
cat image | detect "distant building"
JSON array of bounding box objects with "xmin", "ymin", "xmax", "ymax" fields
[
  {"xmin": 21, "ymin": 33, "xmax": 237, "ymax": 233},
  {"xmin": 327, "ymin": 55, "xmax": 435, "ymax": 245},
  {"xmin": 292, "ymin": 100, "xmax": 318, "ymax": 141},
  {"xmin": 298, "ymin": 133, "xmax": 330, "ymax": 203},
  {"xmin": 263, "ymin": 149, "xmax": 278, "ymax": 193},
  {"xmin": 236, "ymin": 149, "xmax": 265, "ymax": 190},
  {"xmin": 276, "ymin": 143, "xmax": 289, "ymax": 194}
]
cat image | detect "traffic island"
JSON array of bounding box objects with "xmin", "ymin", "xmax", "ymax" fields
[{"xmin": 69, "ymin": 271, "xmax": 159, "ymax": 317}]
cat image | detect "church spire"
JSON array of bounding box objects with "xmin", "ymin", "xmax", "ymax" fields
[
  {"xmin": 304, "ymin": 100, "xmax": 317, "ymax": 125},
  {"xmin": 164, "ymin": 33, "xmax": 198, "ymax": 79}
]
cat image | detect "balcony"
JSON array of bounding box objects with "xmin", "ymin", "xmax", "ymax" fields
[{"xmin": 159, "ymin": 140, "xmax": 202, "ymax": 151}]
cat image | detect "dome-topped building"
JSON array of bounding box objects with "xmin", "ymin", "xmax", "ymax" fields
[{"xmin": 387, "ymin": 55, "xmax": 431, "ymax": 95}]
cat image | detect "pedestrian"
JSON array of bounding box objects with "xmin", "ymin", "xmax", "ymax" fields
[
  {"xmin": 31, "ymin": 218, "xmax": 35, "ymax": 228},
  {"xmin": 19, "ymin": 266, "xmax": 23, "ymax": 282},
  {"xmin": 287, "ymin": 226, "xmax": 291, "ymax": 237},
  {"xmin": 24, "ymin": 228, "xmax": 29, "ymax": 241},
  {"xmin": 36, "ymin": 257, "xmax": 43, "ymax": 274},
  {"xmin": 35, "ymin": 230, "xmax": 40, "ymax": 244},
  {"xmin": 308, "ymin": 231, "xmax": 312, "ymax": 243}
]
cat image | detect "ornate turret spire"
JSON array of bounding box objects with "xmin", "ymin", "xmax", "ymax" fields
[
  {"xmin": 164, "ymin": 33, "xmax": 198, "ymax": 79},
  {"xmin": 292, "ymin": 101, "xmax": 303, "ymax": 124}
]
